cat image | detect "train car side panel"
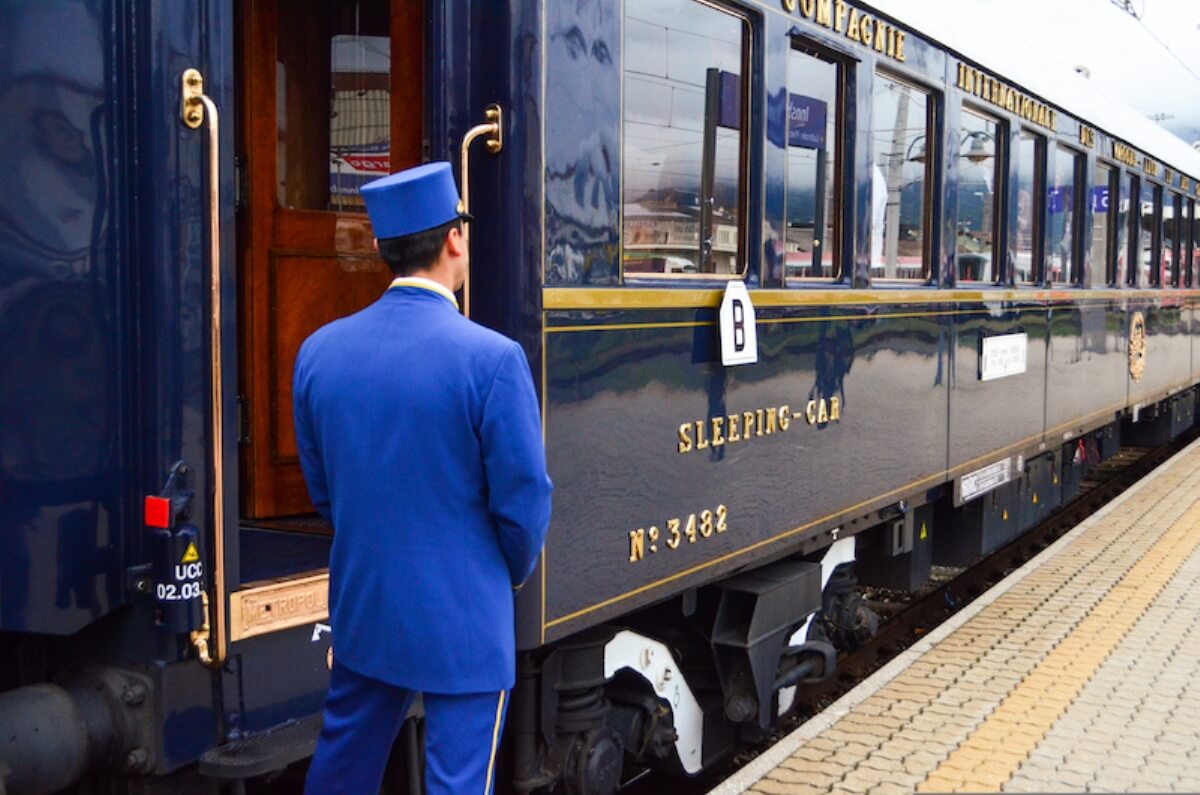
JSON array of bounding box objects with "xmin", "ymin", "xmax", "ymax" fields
[
  {"xmin": 948, "ymin": 300, "xmax": 1049, "ymax": 473},
  {"xmin": 1044, "ymin": 299, "xmax": 1127, "ymax": 437},
  {"xmin": 539, "ymin": 298, "xmax": 948, "ymax": 641},
  {"xmin": 0, "ymin": 0, "xmax": 135, "ymax": 635}
]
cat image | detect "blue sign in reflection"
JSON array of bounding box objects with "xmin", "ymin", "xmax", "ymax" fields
[
  {"xmin": 1048, "ymin": 185, "xmax": 1072, "ymax": 214},
  {"xmin": 788, "ymin": 93, "xmax": 827, "ymax": 150}
]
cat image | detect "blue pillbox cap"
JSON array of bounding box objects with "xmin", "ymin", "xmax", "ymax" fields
[{"xmin": 360, "ymin": 161, "xmax": 466, "ymax": 240}]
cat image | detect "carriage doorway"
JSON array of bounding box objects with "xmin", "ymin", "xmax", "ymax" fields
[{"xmin": 237, "ymin": 0, "xmax": 425, "ymax": 519}]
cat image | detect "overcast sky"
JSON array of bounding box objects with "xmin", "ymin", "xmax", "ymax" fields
[{"xmin": 970, "ymin": 0, "xmax": 1200, "ymax": 147}]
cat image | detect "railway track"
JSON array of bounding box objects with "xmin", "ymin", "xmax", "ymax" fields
[{"xmin": 621, "ymin": 428, "xmax": 1200, "ymax": 795}]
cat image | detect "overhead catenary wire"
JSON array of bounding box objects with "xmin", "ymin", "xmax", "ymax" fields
[
  {"xmin": 1109, "ymin": 0, "xmax": 1144, "ymax": 19},
  {"xmin": 1109, "ymin": 0, "xmax": 1200, "ymax": 91}
]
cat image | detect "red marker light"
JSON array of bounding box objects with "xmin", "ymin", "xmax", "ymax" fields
[{"xmin": 145, "ymin": 496, "xmax": 171, "ymax": 529}]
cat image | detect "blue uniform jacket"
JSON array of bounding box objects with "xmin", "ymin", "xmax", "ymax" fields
[{"xmin": 293, "ymin": 284, "xmax": 553, "ymax": 693}]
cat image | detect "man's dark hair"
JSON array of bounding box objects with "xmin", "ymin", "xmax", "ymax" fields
[{"xmin": 376, "ymin": 218, "xmax": 463, "ymax": 276}]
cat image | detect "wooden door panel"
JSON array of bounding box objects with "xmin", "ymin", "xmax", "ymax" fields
[
  {"xmin": 272, "ymin": 211, "xmax": 377, "ymax": 255},
  {"xmin": 268, "ymin": 253, "xmax": 391, "ymax": 465},
  {"xmin": 239, "ymin": 0, "xmax": 423, "ymax": 518}
]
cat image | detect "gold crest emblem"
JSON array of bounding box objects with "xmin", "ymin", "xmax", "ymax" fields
[{"xmin": 1129, "ymin": 311, "xmax": 1146, "ymax": 383}]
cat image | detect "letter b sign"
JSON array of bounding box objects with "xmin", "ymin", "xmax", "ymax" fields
[
  {"xmin": 732, "ymin": 300, "xmax": 745, "ymax": 350},
  {"xmin": 720, "ymin": 280, "xmax": 758, "ymax": 366}
]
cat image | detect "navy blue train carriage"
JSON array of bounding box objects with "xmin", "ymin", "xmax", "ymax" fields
[{"xmin": 2, "ymin": 0, "xmax": 1199, "ymax": 792}]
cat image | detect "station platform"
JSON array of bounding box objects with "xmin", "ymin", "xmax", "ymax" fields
[{"xmin": 712, "ymin": 437, "xmax": 1200, "ymax": 795}]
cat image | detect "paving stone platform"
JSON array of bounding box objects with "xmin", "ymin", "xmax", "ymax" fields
[{"xmin": 712, "ymin": 437, "xmax": 1200, "ymax": 794}]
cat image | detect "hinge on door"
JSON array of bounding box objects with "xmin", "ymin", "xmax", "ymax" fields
[
  {"xmin": 234, "ymin": 156, "xmax": 247, "ymax": 211},
  {"xmin": 237, "ymin": 395, "xmax": 250, "ymax": 445}
]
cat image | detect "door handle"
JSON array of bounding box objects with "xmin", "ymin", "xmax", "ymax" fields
[
  {"xmin": 181, "ymin": 68, "xmax": 228, "ymax": 667},
  {"xmin": 457, "ymin": 104, "xmax": 503, "ymax": 317}
]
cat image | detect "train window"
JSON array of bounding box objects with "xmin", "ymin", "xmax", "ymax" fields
[
  {"xmin": 276, "ymin": 0, "xmax": 393, "ymax": 211},
  {"xmin": 622, "ymin": 0, "xmax": 749, "ymax": 280},
  {"xmin": 1195, "ymin": 198, "xmax": 1200, "ymax": 287},
  {"xmin": 1014, "ymin": 131, "xmax": 1044, "ymax": 284},
  {"xmin": 1165, "ymin": 192, "xmax": 1182, "ymax": 287},
  {"xmin": 785, "ymin": 44, "xmax": 842, "ymax": 282},
  {"xmin": 1122, "ymin": 174, "xmax": 1137, "ymax": 285},
  {"xmin": 956, "ymin": 109, "xmax": 1002, "ymax": 284},
  {"xmin": 871, "ymin": 73, "xmax": 932, "ymax": 281},
  {"xmin": 1092, "ymin": 163, "xmax": 1115, "ymax": 286},
  {"xmin": 1048, "ymin": 146, "xmax": 1082, "ymax": 285},
  {"xmin": 1141, "ymin": 182, "xmax": 1161, "ymax": 286},
  {"xmin": 1188, "ymin": 199, "xmax": 1197, "ymax": 287}
]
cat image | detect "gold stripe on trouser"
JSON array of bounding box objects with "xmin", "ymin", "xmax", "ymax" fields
[
  {"xmin": 484, "ymin": 690, "xmax": 506, "ymax": 795},
  {"xmin": 919, "ymin": 467, "xmax": 1200, "ymax": 792}
]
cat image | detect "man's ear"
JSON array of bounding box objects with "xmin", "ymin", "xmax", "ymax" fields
[
  {"xmin": 445, "ymin": 226, "xmax": 467, "ymax": 258},
  {"xmin": 373, "ymin": 238, "xmax": 379, "ymax": 252}
]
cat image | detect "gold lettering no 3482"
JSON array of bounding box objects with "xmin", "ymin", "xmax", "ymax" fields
[
  {"xmin": 629, "ymin": 505, "xmax": 728, "ymax": 563},
  {"xmin": 677, "ymin": 399, "xmax": 841, "ymax": 454}
]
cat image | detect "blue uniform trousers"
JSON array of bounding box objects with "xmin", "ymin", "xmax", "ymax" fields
[{"xmin": 305, "ymin": 662, "xmax": 508, "ymax": 795}]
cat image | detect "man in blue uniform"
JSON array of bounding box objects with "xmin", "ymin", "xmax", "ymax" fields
[{"xmin": 295, "ymin": 162, "xmax": 553, "ymax": 794}]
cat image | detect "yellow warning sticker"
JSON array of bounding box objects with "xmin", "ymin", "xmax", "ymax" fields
[
  {"xmin": 1002, "ymin": 509, "xmax": 1009, "ymax": 521},
  {"xmin": 181, "ymin": 542, "xmax": 200, "ymax": 564},
  {"xmin": 919, "ymin": 522, "xmax": 928, "ymax": 541},
  {"xmin": 1033, "ymin": 492, "xmax": 1039, "ymax": 504}
]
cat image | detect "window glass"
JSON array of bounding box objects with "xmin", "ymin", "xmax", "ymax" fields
[
  {"xmin": 1048, "ymin": 146, "xmax": 1080, "ymax": 284},
  {"xmin": 1194, "ymin": 199, "xmax": 1200, "ymax": 287},
  {"xmin": 1114, "ymin": 174, "xmax": 1132, "ymax": 286},
  {"xmin": 1165, "ymin": 192, "xmax": 1182, "ymax": 286},
  {"xmin": 956, "ymin": 110, "xmax": 1001, "ymax": 283},
  {"xmin": 1014, "ymin": 131, "xmax": 1043, "ymax": 283},
  {"xmin": 1188, "ymin": 199, "xmax": 1197, "ymax": 287},
  {"xmin": 785, "ymin": 47, "xmax": 840, "ymax": 281},
  {"xmin": 1140, "ymin": 182, "xmax": 1160, "ymax": 285},
  {"xmin": 871, "ymin": 73, "xmax": 931, "ymax": 281},
  {"xmin": 623, "ymin": 0, "xmax": 748, "ymax": 278},
  {"xmin": 1121, "ymin": 175, "xmax": 1137, "ymax": 285},
  {"xmin": 1091, "ymin": 163, "xmax": 1114, "ymax": 286},
  {"xmin": 277, "ymin": 0, "xmax": 392, "ymax": 211}
]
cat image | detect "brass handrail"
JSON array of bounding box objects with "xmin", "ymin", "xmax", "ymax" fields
[
  {"xmin": 457, "ymin": 104, "xmax": 503, "ymax": 317},
  {"xmin": 182, "ymin": 68, "xmax": 227, "ymax": 667}
]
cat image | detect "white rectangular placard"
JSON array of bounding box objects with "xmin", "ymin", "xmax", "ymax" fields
[
  {"xmin": 979, "ymin": 333, "xmax": 1027, "ymax": 381},
  {"xmin": 720, "ymin": 280, "xmax": 758, "ymax": 366},
  {"xmin": 959, "ymin": 458, "xmax": 1013, "ymax": 503}
]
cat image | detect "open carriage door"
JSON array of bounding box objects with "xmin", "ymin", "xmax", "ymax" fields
[{"xmin": 239, "ymin": 0, "xmax": 424, "ymax": 518}]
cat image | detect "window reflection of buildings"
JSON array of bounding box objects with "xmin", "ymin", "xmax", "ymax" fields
[
  {"xmin": 1014, "ymin": 133, "xmax": 1041, "ymax": 283},
  {"xmin": 874, "ymin": 78, "xmax": 929, "ymax": 281},
  {"xmin": 785, "ymin": 147, "xmax": 835, "ymax": 279},
  {"xmin": 622, "ymin": 3, "xmax": 745, "ymax": 277},
  {"xmin": 275, "ymin": 3, "xmax": 392, "ymax": 212},
  {"xmin": 1090, "ymin": 164, "xmax": 1113, "ymax": 286},
  {"xmin": 785, "ymin": 215, "xmax": 835, "ymax": 278},
  {"xmin": 1190, "ymin": 202, "xmax": 1200, "ymax": 286},
  {"xmin": 1045, "ymin": 148, "xmax": 1078, "ymax": 284},
  {"xmin": 1116, "ymin": 175, "xmax": 1135, "ymax": 284},
  {"xmin": 1139, "ymin": 184, "xmax": 1159, "ymax": 285},
  {"xmin": 954, "ymin": 124, "xmax": 999, "ymax": 282},
  {"xmin": 1162, "ymin": 194, "xmax": 1181, "ymax": 286},
  {"xmin": 785, "ymin": 49, "xmax": 839, "ymax": 282},
  {"xmin": 624, "ymin": 193, "xmax": 739, "ymax": 275}
]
